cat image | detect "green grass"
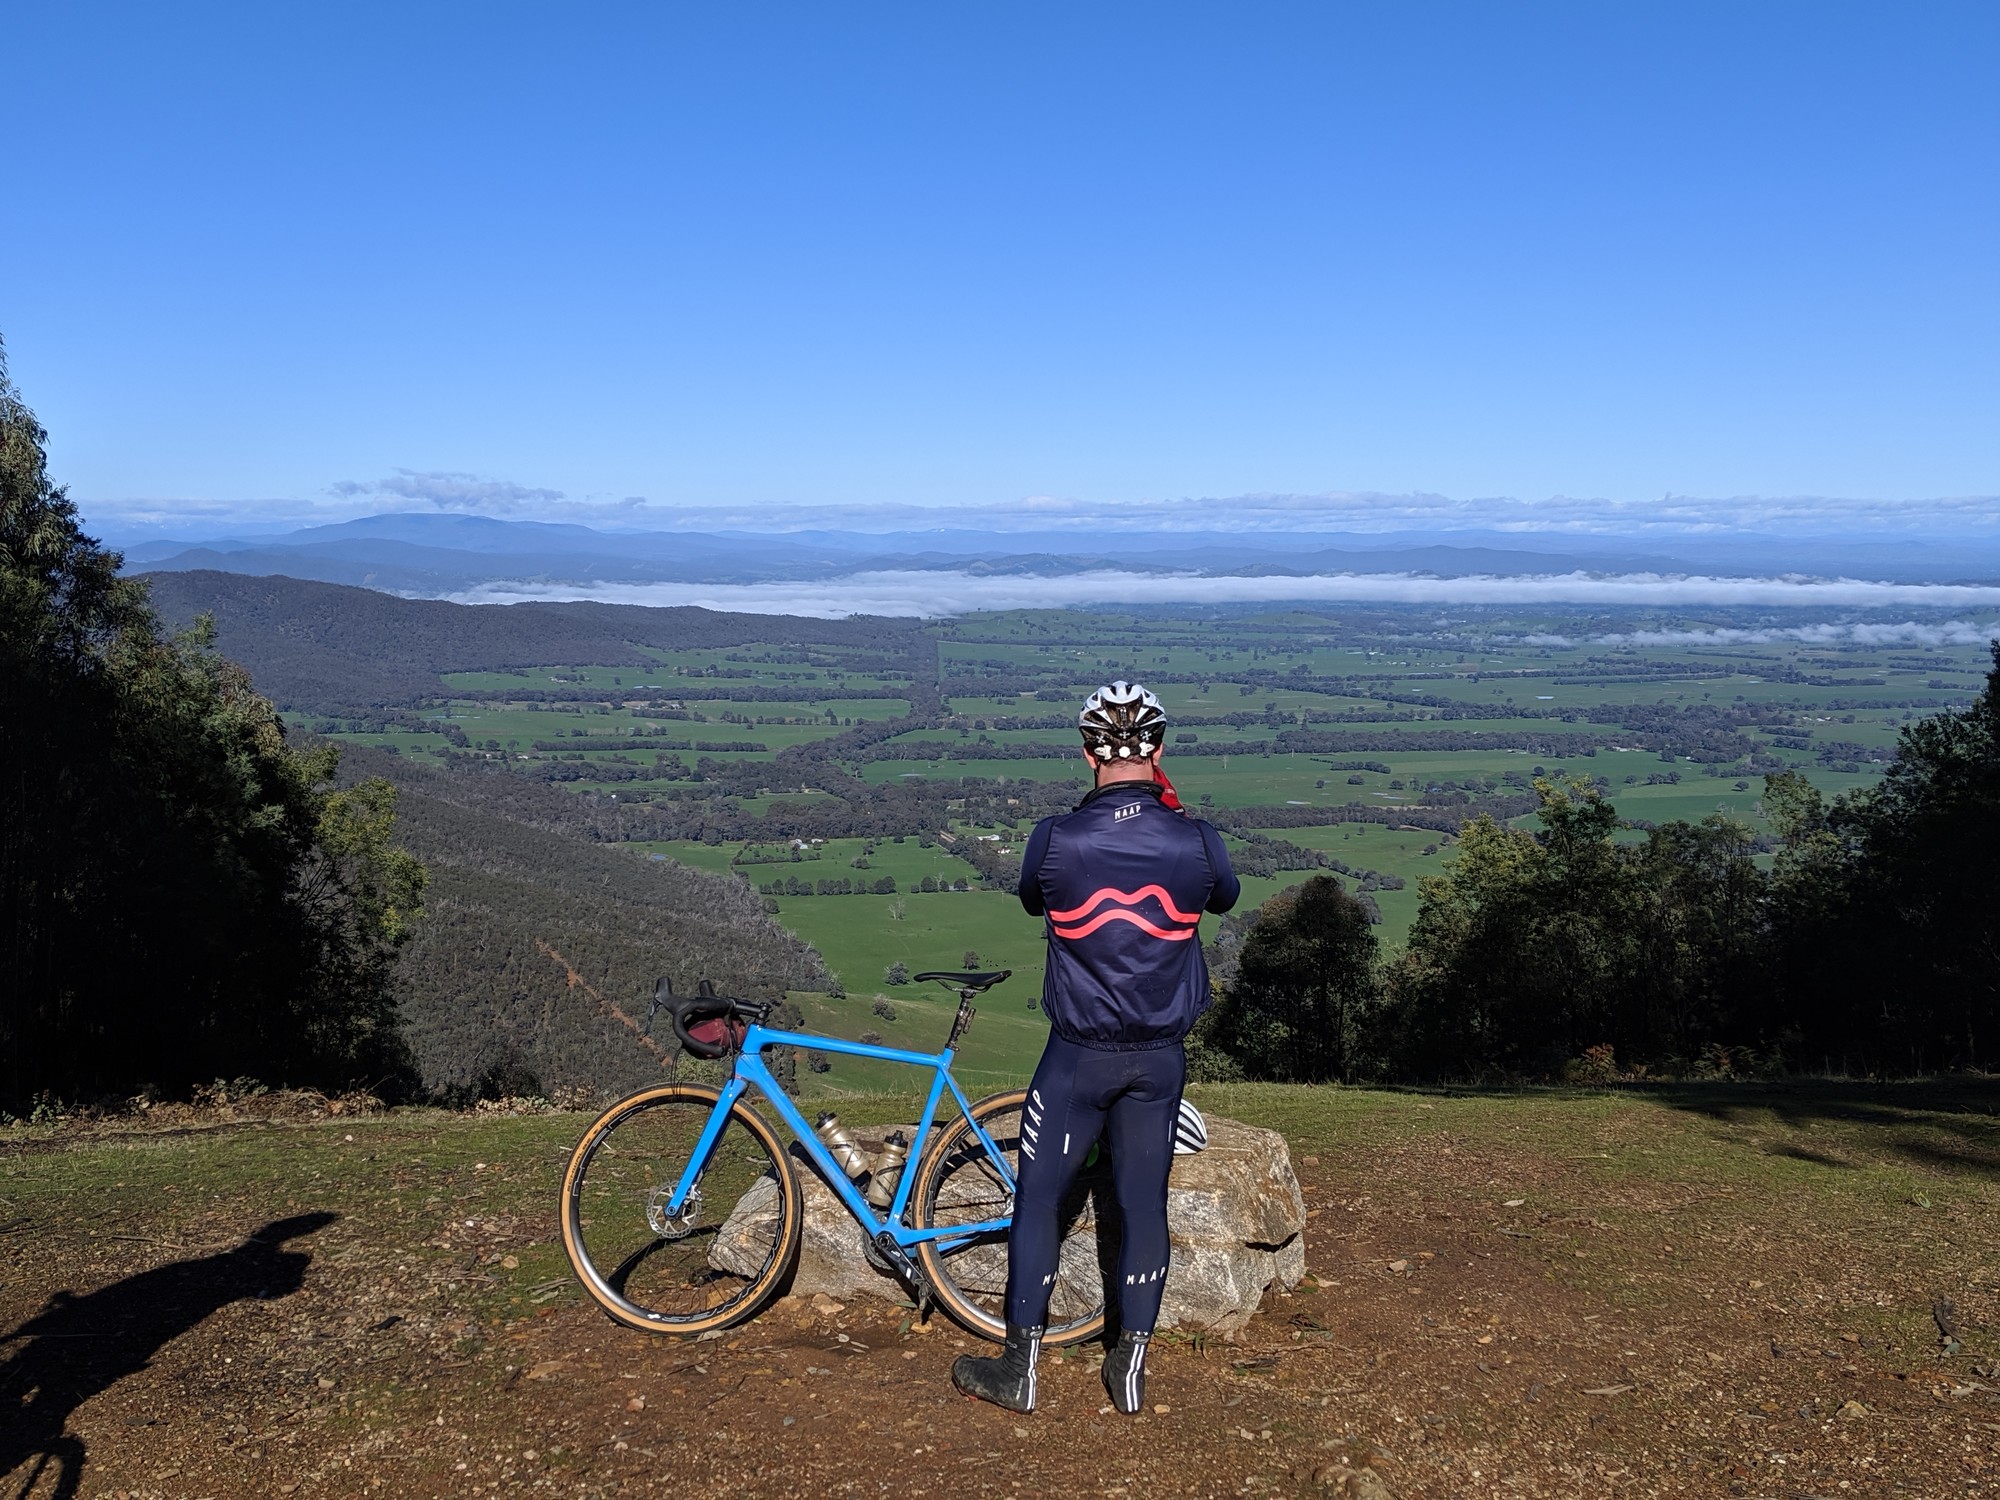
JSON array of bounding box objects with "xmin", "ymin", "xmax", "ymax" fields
[
  {"xmin": 326, "ymin": 622, "xmax": 1984, "ymax": 838},
  {"xmin": 858, "ymin": 758, "xmax": 1087, "ymax": 788},
  {"xmin": 849, "ymin": 745, "xmax": 1888, "ymax": 818},
  {"xmin": 629, "ymin": 835, "xmax": 985, "ymax": 891},
  {"xmin": 625, "ymin": 840, "xmax": 740, "ymax": 876},
  {"xmin": 774, "ymin": 886, "xmax": 1053, "ymax": 1093},
  {"xmin": 1237, "ymin": 823, "xmax": 1443, "ymax": 944},
  {"xmin": 427, "ymin": 705, "xmax": 873, "ymax": 752},
  {"xmin": 622, "ymin": 835, "xmax": 1053, "ymax": 1088},
  {"xmin": 326, "ymin": 730, "xmax": 453, "ymax": 765}
]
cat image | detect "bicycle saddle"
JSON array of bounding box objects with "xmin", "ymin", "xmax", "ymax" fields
[
  {"xmin": 652, "ymin": 977, "xmax": 770, "ymax": 1060},
  {"xmin": 913, "ymin": 969, "xmax": 1012, "ymax": 993}
]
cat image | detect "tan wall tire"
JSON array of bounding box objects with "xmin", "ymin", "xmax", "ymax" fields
[{"xmin": 560, "ymin": 1083, "xmax": 800, "ymax": 1337}]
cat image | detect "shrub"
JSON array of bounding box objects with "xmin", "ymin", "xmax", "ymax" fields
[{"xmin": 1561, "ymin": 1043, "xmax": 1622, "ymax": 1084}]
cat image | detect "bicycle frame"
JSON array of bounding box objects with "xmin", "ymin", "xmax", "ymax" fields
[{"xmin": 661, "ymin": 1025, "xmax": 1016, "ymax": 1254}]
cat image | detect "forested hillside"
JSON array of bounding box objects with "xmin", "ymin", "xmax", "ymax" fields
[
  {"xmin": 335, "ymin": 743, "xmax": 825, "ymax": 1100},
  {"xmin": 142, "ymin": 570, "xmax": 925, "ymax": 709}
]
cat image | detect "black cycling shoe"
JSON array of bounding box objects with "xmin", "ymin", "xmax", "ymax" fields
[
  {"xmin": 952, "ymin": 1324, "xmax": 1043, "ymax": 1413},
  {"xmin": 1101, "ymin": 1330, "xmax": 1150, "ymax": 1414}
]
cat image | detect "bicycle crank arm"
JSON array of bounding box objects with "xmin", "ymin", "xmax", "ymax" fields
[{"xmin": 870, "ymin": 1230, "xmax": 934, "ymax": 1311}]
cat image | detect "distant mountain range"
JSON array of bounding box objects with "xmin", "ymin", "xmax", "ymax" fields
[{"xmin": 115, "ymin": 512, "xmax": 2000, "ymax": 596}]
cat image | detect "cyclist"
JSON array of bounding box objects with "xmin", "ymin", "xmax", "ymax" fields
[{"xmin": 953, "ymin": 681, "xmax": 1239, "ymax": 1416}]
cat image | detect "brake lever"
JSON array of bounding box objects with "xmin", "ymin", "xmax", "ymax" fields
[{"xmin": 644, "ymin": 976, "xmax": 672, "ymax": 1036}]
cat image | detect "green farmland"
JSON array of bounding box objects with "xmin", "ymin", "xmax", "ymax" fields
[{"xmin": 301, "ymin": 602, "xmax": 1998, "ymax": 1098}]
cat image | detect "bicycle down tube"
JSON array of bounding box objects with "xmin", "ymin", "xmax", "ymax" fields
[{"xmin": 661, "ymin": 1025, "xmax": 1016, "ymax": 1252}]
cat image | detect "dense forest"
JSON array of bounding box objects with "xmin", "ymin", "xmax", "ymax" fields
[
  {"xmin": 1197, "ymin": 652, "xmax": 2000, "ymax": 1083},
  {"xmin": 0, "ymin": 348, "xmax": 423, "ymax": 1111}
]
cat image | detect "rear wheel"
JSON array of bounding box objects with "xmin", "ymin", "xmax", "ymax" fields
[
  {"xmin": 560, "ymin": 1084, "xmax": 800, "ymax": 1336},
  {"xmin": 910, "ymin": 1088, "xmax": 1111, "ymax": 1347}
]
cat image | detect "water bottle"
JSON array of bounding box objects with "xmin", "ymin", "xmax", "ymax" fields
[
  {"xmin": 814, "ymin": 1113, "xmax": 872, "ymax": 1181},
  {"xmin": 865, "ymin": 1130, "xmax": 910, "ymax": 1208}
]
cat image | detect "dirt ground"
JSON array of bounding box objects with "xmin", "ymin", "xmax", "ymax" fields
[{"xmin": 3, "ymin": 1081, "xmax": 1997, "ymax": 1498}]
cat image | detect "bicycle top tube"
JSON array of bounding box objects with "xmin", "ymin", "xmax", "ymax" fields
[{"xmin": 745, "ymin": 1025, "xmax": 947, "ymax": 1070}]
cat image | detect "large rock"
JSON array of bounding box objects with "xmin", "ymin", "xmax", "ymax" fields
[
  {"xmin": 1157, "ymin": 1114, "xmax": 1309, "ymax": 1331},
  {"xmin": 708, "ymin": 1137, "xmax": 908, "ymax": 1302},
  {"xmin": 710, "ymin": 1114, "xmax": 1305, "ymax": 1333}
]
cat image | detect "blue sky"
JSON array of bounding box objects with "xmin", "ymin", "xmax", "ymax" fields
[{"xmin": 4, "ymin": 2, "xmax": 1995, "ymax": 536}]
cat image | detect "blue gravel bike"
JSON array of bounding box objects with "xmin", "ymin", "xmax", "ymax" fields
[{"xmin": 559, "ymin": 970, "xmax": 1112, "ymax": 1343}]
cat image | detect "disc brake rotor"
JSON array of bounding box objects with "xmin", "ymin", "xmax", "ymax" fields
[{"xmin": 646, "ymin": 1183, "xmax": 702, "ymax": 1239}]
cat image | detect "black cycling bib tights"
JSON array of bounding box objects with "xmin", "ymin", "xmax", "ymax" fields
[{"xmin": 1005, "ymin": 1032, "xmax": 1186, "ymax": 1334}]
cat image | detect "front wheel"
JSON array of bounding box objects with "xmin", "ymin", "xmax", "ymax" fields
[
  {"xmin": 560, "ymin": 1084, "xmax": 801, "ymax": 1336},
  {"xmin": 910, "ymin": 1089, "xmax": 1111, "ymax": 1347}
]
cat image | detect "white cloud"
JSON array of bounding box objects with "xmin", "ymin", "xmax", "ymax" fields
[
  {"xmin": 330, "ymin": 469, "xmax": 565, "ymax": 512},
  {"xmin": 80, "ymin": 483, "xmax": 2000, "ymax": 545},
  {"xmin": 439, "ymin": 568, "xmax": 2000, "ymax": 619},
  {"xmin": 618, "ymin": 490, "xmax": 2000, "ymax": 539}
]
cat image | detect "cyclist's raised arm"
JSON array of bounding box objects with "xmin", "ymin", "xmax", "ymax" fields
[
  {"xmin": 1017, "ymin": 817, "xmax": 1055, "ymax": 915},
  {"xmin": 1197, "ymin": 819, "xmax": 1241, "ymax": 914}
]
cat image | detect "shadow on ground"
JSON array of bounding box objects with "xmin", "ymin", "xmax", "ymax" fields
[
  {"xmin": 0, "ymin": 1212, "xmax": 335, "ymax": 1500},
  {"xmin": 1392, "ymin": 1076, "xmax": 2000, "ymax": 1180},
  {"xmin": 1650, "ymin": 1078, "xmax": 2000, "ymax": 1179}
]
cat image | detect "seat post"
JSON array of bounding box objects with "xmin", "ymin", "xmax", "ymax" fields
[{"xmin": 946, "ymin": 993, "xmax": 978, "ymax": 1050}]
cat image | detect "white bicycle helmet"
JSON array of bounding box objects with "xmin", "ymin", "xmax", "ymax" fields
[
  {"xmin": 1078, "ymin": 680, "xmax": 1167, "ymax": 760},
  {"xmin": 1173, "ymin": 1100, "xmax": 1208, "ymax": 1155}
]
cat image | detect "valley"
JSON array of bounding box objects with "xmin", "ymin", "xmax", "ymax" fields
[{"xmin": 146, "ymin": 571, "xmax": 1993, "ymax": 1101}]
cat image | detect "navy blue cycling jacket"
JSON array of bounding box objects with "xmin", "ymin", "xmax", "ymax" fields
[{"xmin": 1018, "ymin": 779, "xmax": 1240, "ymax": 1050}]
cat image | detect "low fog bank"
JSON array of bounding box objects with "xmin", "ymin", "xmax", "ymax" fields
[{"xmin": 441, "ymin": 568, "xmax": 2000, "ymax": 619}]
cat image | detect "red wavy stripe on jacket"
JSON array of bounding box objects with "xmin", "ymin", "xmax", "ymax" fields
[
  {"xmin": 1051, "ymin": 908, "xmax": 1197, "ymax": 942},
  {"xmin": 1045, "ymin": 885, "xmax": 1203, "ymax": 926}
]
